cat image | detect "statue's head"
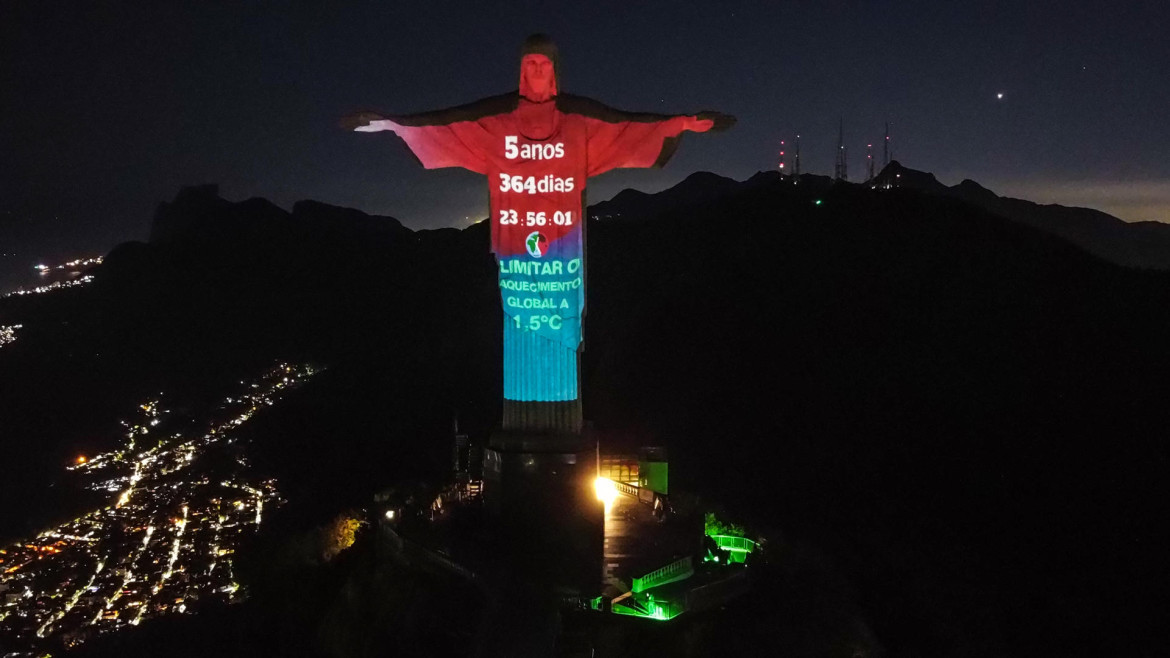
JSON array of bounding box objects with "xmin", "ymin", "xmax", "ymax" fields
[{"xmin": 520, "ymin": 34, "xmax": 559, "ymax": 102}]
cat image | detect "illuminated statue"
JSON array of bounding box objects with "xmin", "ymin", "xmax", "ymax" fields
[{"xmin": 345, "ymin": 35, "xmax": 732, "ymax": 436}]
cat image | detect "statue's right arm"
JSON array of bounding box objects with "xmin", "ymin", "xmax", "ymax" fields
[
  {"xmin": 341, "ymin": 109, "xmax": 492, "ymax": 173},
  {"xmin": 341, "ymin": 92, "xmax": 519, "ymax": 134},
  {"xmin": 340, "ymin": 94, "xmax": 519, "ymax": 173}
]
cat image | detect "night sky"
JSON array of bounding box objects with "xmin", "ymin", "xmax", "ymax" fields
[{"xmin": 3, "ymin": 1, "xmax": 1168, "ymax": 289}]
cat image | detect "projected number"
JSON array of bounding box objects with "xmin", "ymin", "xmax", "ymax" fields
[
  {"xmin": 498, "ymin": 173, "xmax": 574, "ymax": 194},
  {"xmin": 513, "ymin": 314, "xmax": 563, "ymax": 331},
  {"xmin": 499, "ymin": 174, "xmax": 533, "ymax": 193},
  {"xmin": 501, "ymin": 210, "xmax": 570, "ymax": 226}
]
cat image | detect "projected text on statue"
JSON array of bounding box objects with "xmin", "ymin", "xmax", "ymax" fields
[{"xmin": 345, "ymin": 34, "xmax": 731, "ymax": 412}]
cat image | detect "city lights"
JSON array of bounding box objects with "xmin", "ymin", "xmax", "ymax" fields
[
  {"xmin": 0, "ymin": 325, "xmax": 21, "ymax": 349},
  {"xmin": 3, "ymin": 275, "xmax": 96, "ymax": 298},
  {"xmin": 4, "ymin": 256, "xmax": 102, "ymax": 298},
  {"xmin": 0, "ymin": 362, "xmax": 319, "ymax": 652}
]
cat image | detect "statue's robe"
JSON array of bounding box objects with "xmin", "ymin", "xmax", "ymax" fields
[{"xmin": 388, "ymin": 92, "xmax": 692, "ymax": 433}]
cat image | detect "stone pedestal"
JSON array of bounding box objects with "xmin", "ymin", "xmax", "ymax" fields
[{"xmin": 483, "ymin": 429, "xmax": 601, "ymax": 591}]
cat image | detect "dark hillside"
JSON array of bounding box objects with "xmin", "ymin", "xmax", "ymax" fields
[
  {"xmin": 876, "ymin": 160, "xmax": 1170, "ymax": 269},
  {"xmin": 3, "ymin": 173, "xmax": 1168, "ymax": 656},
  {"xmin": 586, "ymin": 177, "xmax": 1170, "ymax": 655}
]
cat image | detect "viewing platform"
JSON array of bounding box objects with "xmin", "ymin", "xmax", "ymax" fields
[{"xmin": 592, "ymin": 475, "xmax": 758, "ymax": 622}]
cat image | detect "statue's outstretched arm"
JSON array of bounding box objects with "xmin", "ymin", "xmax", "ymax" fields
[
  {"xmin": 690, "ymin": 111, "xmax": 737, "ymax": 133},
  {"xmin": 341, "ymin": 93, "xmax": 520, "ymax": 173},
  {"xmin": 340, "ymin": 111, "xmax": 398, "ymax": 133},
  {"xmin": 561, "ymin": 94, "xmax": 735, "ymax": 175}
]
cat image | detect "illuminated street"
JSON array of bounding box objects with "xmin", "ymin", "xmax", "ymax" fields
[
  {"xmin": 0, "ymin": 363, "xmax": 317, "ymax": 654},
  {"xmin": 2, "ymin": 257, "xmax": 102, "ymax": 299}
]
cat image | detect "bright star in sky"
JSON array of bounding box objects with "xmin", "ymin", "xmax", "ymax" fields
[{"xmin": 996, "ymin": 92, "xmax": 1004, "ymax": 100}]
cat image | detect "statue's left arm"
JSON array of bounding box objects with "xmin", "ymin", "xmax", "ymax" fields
[{"xmin": 558, "ymin": 95, "xmax": 734, "ymax": 176}]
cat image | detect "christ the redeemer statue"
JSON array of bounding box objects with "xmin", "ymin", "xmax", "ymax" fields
[{"xmin": 344, "ymin": 34, "xmax": 732, "ymax": 437}]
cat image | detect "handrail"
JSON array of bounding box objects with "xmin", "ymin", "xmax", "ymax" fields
[
  {"xmin": 710, "ymin": 534, "xmax": 756, "ymax": 553},
  {"xmin": 632, "ymin": 555, "xmax": 694, "ymax": 593},
  {"xmin": 614, "ymin": 481, "xmax": 639, "ymax": 498}
]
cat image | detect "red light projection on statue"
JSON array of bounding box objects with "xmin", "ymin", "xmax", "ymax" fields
[{"xmin": 344, "ymin": 35, "xmax": 733, "ymax": 408}]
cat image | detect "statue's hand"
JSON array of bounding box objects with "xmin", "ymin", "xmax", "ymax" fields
[
  {"xmin": 340, "ymin": 111, "xmax": 388, "ymax": 132},
  {"xmin": 694, "ymin": 112, "xmax": 736, "ymax": 133},
  {"xmin": 684, "ymin": 116, "xmax": 715, "ymax": 133}
]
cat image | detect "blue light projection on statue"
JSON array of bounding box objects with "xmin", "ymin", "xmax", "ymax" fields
[{"xmin": 498, "ymin": 227, "xmax": 583, "ymax": 401}]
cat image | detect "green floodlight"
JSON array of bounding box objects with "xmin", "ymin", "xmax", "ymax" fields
[{"xmin": 815, "ymin": 199, "xmax": 823, "ymax": 206}]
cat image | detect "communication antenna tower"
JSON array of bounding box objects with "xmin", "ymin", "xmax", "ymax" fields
[
  {"xmin": 834, "ymin": 119, "xmax": 848, "ymax": 181},
  {"xmin": 794, "ymin": 135, "xmax": 801, "ymax": 178},
  {"xmin": 883, "ymin": 121, "xmax": 890, "ymax": 167},
  {"xmin": 778, "ymin": 139, "xmax": 786, "ymax": 173},
  {"xmin": 866, "ymin": 143, "xmax": 875, "ymax": 181}
]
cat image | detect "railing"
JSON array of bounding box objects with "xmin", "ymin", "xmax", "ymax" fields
[
  {"xmin": 614, "ymin": 481, "xmax": 639, "ymax": 498},
  {"xmin": 632, "ymin": 555, "xmax": 694, "ymax": 593},
  {"xmin": 710, "ymin": 534, "xmax": 756, "ymax": 553},
  {"xmin": 612, "ymin": 596, "xmax": 686, "ymax": 621}
]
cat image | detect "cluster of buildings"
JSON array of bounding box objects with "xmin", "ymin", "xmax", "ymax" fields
[
  {"xmin": 0, "ymin": 325, "xmax": 20, "ymax": 350},
  {"xmin": 0, "ymin": 363, "xmax": 317, "ymax": 654}
]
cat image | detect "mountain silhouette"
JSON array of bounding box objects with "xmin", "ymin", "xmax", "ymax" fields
[
  {"xmin": 3, "ymin": 170, "xmax": 1168, "ymax": 657},
  {"xmin": 873, "ymin": 160, "xmax": 1170, "ymax": 268}
]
